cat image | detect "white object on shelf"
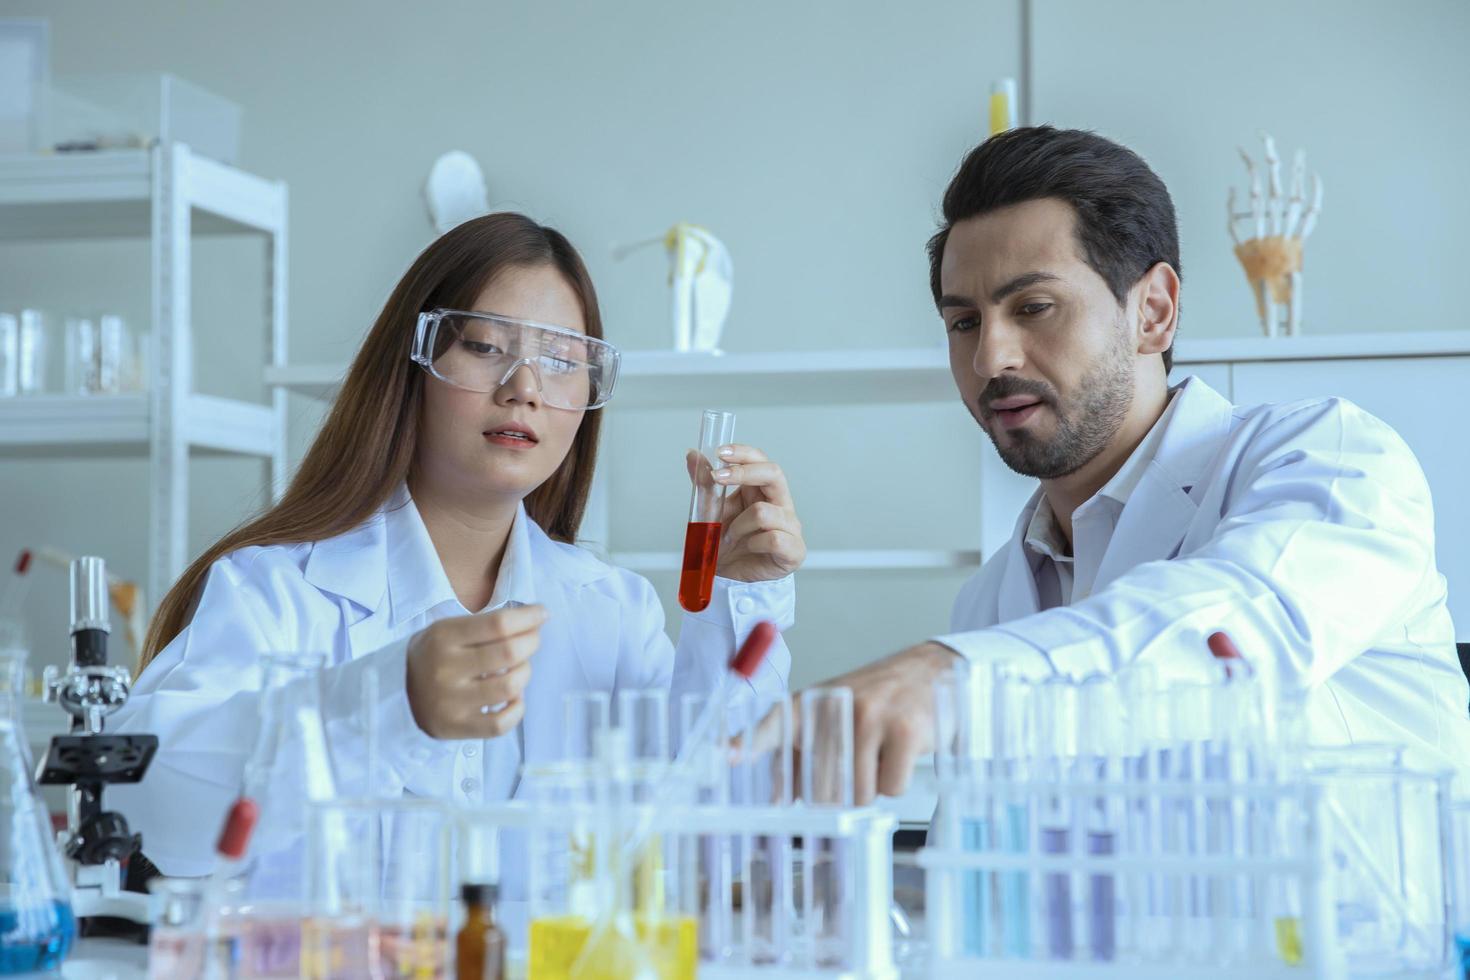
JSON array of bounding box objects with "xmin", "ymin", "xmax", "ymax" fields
[
  {"xmin": 51, "ymin": 72, "xmax": 242, "ymax": 163},
  {"xmin": 0, "ymin": 18, "xmax": 48, "ymax": 153},
  {"xmin": 0, "ymin": 144, "xmax": 288, "ymax": 611},
  {"xmin": 423, "ymin": 150, "xmax": 488, "ymax": 234}
]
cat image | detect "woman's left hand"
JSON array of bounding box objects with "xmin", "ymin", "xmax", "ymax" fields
[{"xmin": 685, "ymin": 444, "xmax": 806, "ymax": 583}]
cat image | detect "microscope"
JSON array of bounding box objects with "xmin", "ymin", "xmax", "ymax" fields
[{"xmin": 37, "ymin": 556, "xmax": 158, "ymax": 928}]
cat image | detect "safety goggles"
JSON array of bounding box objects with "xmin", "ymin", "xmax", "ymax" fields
[{"xmin": 411, "ymin": 308, "xmax": 621, "ymax": 410}]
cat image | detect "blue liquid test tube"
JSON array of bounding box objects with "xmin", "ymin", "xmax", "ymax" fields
[
  {"xmin": 935, "ymin": 660, "xmax": 1001, "ymax": 959},
  {"xmin": 1037, "ymin": 677, "xmax": 1079, "ymax": 961},
  {"xmin": 994, "ymin": 674, "xmax": 1035, "ymax": 958},
  {"xmin": 1078, "ymin": 674, "xmax": 1125, "ymax": 962}
]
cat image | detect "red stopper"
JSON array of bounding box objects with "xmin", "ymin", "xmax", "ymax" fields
[
  {"xmin": 216, "ymin": 797, "xmax": 259, "ymax": 861},
  {"xmin": 1207, "ymin": 631, "xmax": 1242, "ymax": 661},
  {"xmin": 13, "ymin": 550, "xmax": 31, "ymax": 576},
  {"xmin": 730, "ymin": 621, "xmax": 778, "ymax": 679}
]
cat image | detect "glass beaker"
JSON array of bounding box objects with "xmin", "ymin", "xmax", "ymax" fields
[
  {"xmin": 527, "ymin": 714, "xmax": 697, "ymax": 980},
  {"xmin": 678, "ymin": 410, "xmax": 736, "ymax": 613},
  {"xmin": 0, "ymin": 648, "xmax": 76, "ymax": 975},
  {"xmin": 304, "ymin": 798, "xmax": 453, "ymax": 980},
  {"xmin": 146, "ymin": 876, "xmax": 243, "ymax": 979}
]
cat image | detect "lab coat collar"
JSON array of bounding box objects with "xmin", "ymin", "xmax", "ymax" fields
[
  {"xmin": 302, "ymin": 511, "xmax": 389, "ymax": 615},
  {"xmin": 382, "ymin": 486, "xmax": 539, "ymax": 627},
  {"xmin": 303, "ymin": 485, "xmax": 612, "ymax": 625},
  {"xmin": 997, "ymin": 375, "xmax": 1235, "ymax": 617},
  {"xmin": 1091, "ymin": 375, "xmax": 1235, "ymax": 592}
]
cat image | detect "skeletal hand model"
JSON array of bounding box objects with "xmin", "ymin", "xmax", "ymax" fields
[{"xmin": 1229, "ymin": 133, "xmax": 1323, "ymax": 337}]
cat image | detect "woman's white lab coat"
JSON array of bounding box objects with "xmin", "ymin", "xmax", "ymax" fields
[{"xmin": 109, "ymin": 485, "xmax": 793, "ymax": 885}]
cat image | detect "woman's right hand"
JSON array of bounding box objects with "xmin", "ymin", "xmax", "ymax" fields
[{"xmin": 405, "ymin": 604, "xmax": 546, "ymax": 739}]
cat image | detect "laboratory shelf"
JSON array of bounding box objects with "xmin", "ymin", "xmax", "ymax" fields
[
  {"xmin": 0, "ymin": 148, "xmax": 286, "ymax": 239},
  {"xmin": 1, "ymin": 143, "xmax": 288, "ymax": 610},
  {"xmin": 265, "ymin": 348, "xmax": 959, "ymax": 407},
  {"xmin": 264, "ymin": 329, "xmax": 1470, "ymax": 407},
  {"xmin": 0, "ymin": 393, "xmax": 277, "ymax": 456}
]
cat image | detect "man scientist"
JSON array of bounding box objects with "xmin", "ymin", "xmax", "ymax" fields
[{"xmin": 752, "ymin": 126, "xmax": 1470, "ymax": 802}]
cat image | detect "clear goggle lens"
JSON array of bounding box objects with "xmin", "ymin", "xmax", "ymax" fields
[{"xmin": 412, "ymin": 309, "xmax": 620, "ymax": 410}]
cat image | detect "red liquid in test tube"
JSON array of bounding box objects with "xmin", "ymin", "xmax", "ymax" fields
[
  {"xmin": 678, "ymin": 410, "xmax": 737, "ymax": 613},
  {"xmin": 679, "ymin": 522, "xmax": 722, "ymax": 613}
]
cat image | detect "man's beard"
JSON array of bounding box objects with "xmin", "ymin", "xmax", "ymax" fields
[{"xmin": 980, "ymin": 335, "xmax": 1134, "ymax": 480}]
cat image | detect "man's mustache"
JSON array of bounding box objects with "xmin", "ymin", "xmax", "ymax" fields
[{"xmin": 976, "ymin": 376, "xmax": 1058, "ymax": 420}]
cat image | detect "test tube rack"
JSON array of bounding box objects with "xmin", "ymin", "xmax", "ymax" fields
[
  {"xmin": 459, "ymin": 796, "xmax": 899, "ymax": 980},
  {"xmin": 919, "ymin": 768, "xmax": 1461, "ymax": 980}
]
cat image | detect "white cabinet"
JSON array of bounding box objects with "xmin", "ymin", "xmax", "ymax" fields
[{"xmin": 1233, "ymin": 356, "xmax": 1470, "ymax": 638}]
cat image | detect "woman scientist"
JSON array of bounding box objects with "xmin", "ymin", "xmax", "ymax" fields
[{"xmin": 108, "ymin": 212, "xmax": 803, "ymax": 885}]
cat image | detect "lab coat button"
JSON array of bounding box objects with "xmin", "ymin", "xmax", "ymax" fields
[
  {"xmin": 460, "ymin": 777, "xmax": 480, "ymax": 795},
  {"xmin": 735, "ymin": 597, "xmax": 755, "ymax": 615}
]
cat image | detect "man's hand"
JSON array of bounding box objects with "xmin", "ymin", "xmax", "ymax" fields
[
  {"xmin": 405, "ymin": 605, "xmax": 546, "ymax": 739},
  {"xmin": 750, "ymin": 641, "xmax": 963, "ymax": 804}
]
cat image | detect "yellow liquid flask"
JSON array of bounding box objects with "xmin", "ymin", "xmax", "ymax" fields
[{"xmin": 525, "ymin": 693, "xmax": 701, "ymax": 980}]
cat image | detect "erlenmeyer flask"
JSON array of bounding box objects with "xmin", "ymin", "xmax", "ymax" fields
[{"xmin": 0, "ymin": 643, "xmax": 76, "ymax": 974}]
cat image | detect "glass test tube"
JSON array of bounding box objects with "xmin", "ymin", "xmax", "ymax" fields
[
  {"xmin": 1037, "ymin": 677, "xmax": 1079, "ymax": 961},
  {"xmin": 1168, "ymin": 681, "xmax": 1214, "ymax": 962},
  {"xmin": 0, "ymin": 314, "xmax": 16, "ymax": 397},
  {"xmin": 749, "ymin": 696, "xmax": 795, "ymax": 966},
  {"xmin": 1078, "ymin": 674, "xmax": 1123, "ymax": 963},
  {"xmin": 1120, "ymin": 663, "xmax": 1171, "ymax": 963},
  {"xmin": 18, "ymin": 310, "xmax": 48, "ymax": 395},
  {"xmin": 680, "ymin": 693, "xmax": 734, "ymax": 961},
  {"xmin": 994, "ymin": 673, "xmax": 1035, "ymax": 959},
  {"xmin": 933, "ymin": 661, "xmax": 989, "ymax": 960},
  {"xmin": 800, "ymin": 686, "xmax": 854, "ymax": 969},
  {"xmin": 1450, "ymin": 800, "xmax": 1470, "ymax": 980},
  {"xmin": 621, "ymin": 689, "xmax": 672, "ymax": 938},
  {"xmin": 678, "ymin": 409, "xmax": 736, "ymax": 613}
]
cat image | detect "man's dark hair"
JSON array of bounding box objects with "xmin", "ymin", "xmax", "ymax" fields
[{"xmin": 927, "ymin": 126, "xmax": 1180, "ymax": 373}]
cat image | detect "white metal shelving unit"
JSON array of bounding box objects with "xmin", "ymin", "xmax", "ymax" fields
[{"xmin": 0, "ymin": 143, "xmax": 288, "ymax": 608}]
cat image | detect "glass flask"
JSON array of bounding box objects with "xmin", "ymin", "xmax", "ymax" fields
[
  {"xmin": 237, "ymin": 651, "xmax": 338, "ymax": 979},
  {"xmin": 0, "ymin": 644, "xmax": 76, "ymax": 974}
]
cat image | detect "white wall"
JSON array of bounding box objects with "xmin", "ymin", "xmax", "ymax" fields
[
  {"xmin": 1031, "ymin": 0, "xmax": 1470, "ymax": 339},
  {"xmin": 2, "ymin": 1, "xmax": 1466, "ymax": 686}
]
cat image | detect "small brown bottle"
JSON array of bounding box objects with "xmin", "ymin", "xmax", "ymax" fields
[{"xmin": 456, "ymin": 882, "xmax": 506, "ymax": 980}]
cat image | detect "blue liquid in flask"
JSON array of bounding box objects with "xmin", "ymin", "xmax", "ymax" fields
[{"xmin": 0, "ymin": 900, "xmax": 76, "ymax": 974}]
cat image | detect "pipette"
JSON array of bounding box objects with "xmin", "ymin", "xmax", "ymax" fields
[
  {"xmin": 621, "ymin": 621, "xmax": 776, "ymax": 870},
  {"xmin": 0, "ymin": 549, "xmax": 33, "ymax": 624},
  {"xmin": 568, "ymin": 622, "xmax": 777, "ymax": 980},
  {"xmin": 203, "ymin": 798, "xmax": 259, "ymax": 979}
]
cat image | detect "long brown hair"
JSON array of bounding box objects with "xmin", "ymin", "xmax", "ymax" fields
[{"xmin": 140, "ymin": 213, "xmax": 605, "ymax": 670}]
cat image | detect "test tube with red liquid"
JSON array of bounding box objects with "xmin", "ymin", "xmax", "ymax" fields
[{"xmin": 679, "ymin": 409, "xmax": 736, "ymax": 612}]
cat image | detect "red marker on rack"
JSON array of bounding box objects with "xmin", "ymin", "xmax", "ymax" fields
[
  {"xmin": 730, "ymin": 620, "xmax": 778, "ymax": 679},
  {"xmin": 215, "ymin": 798, "xmax": 259, "ymax": 862},
  {"xmin": 1207, "ymin": 630, "xmax": 1247, "ymax": 679}
]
